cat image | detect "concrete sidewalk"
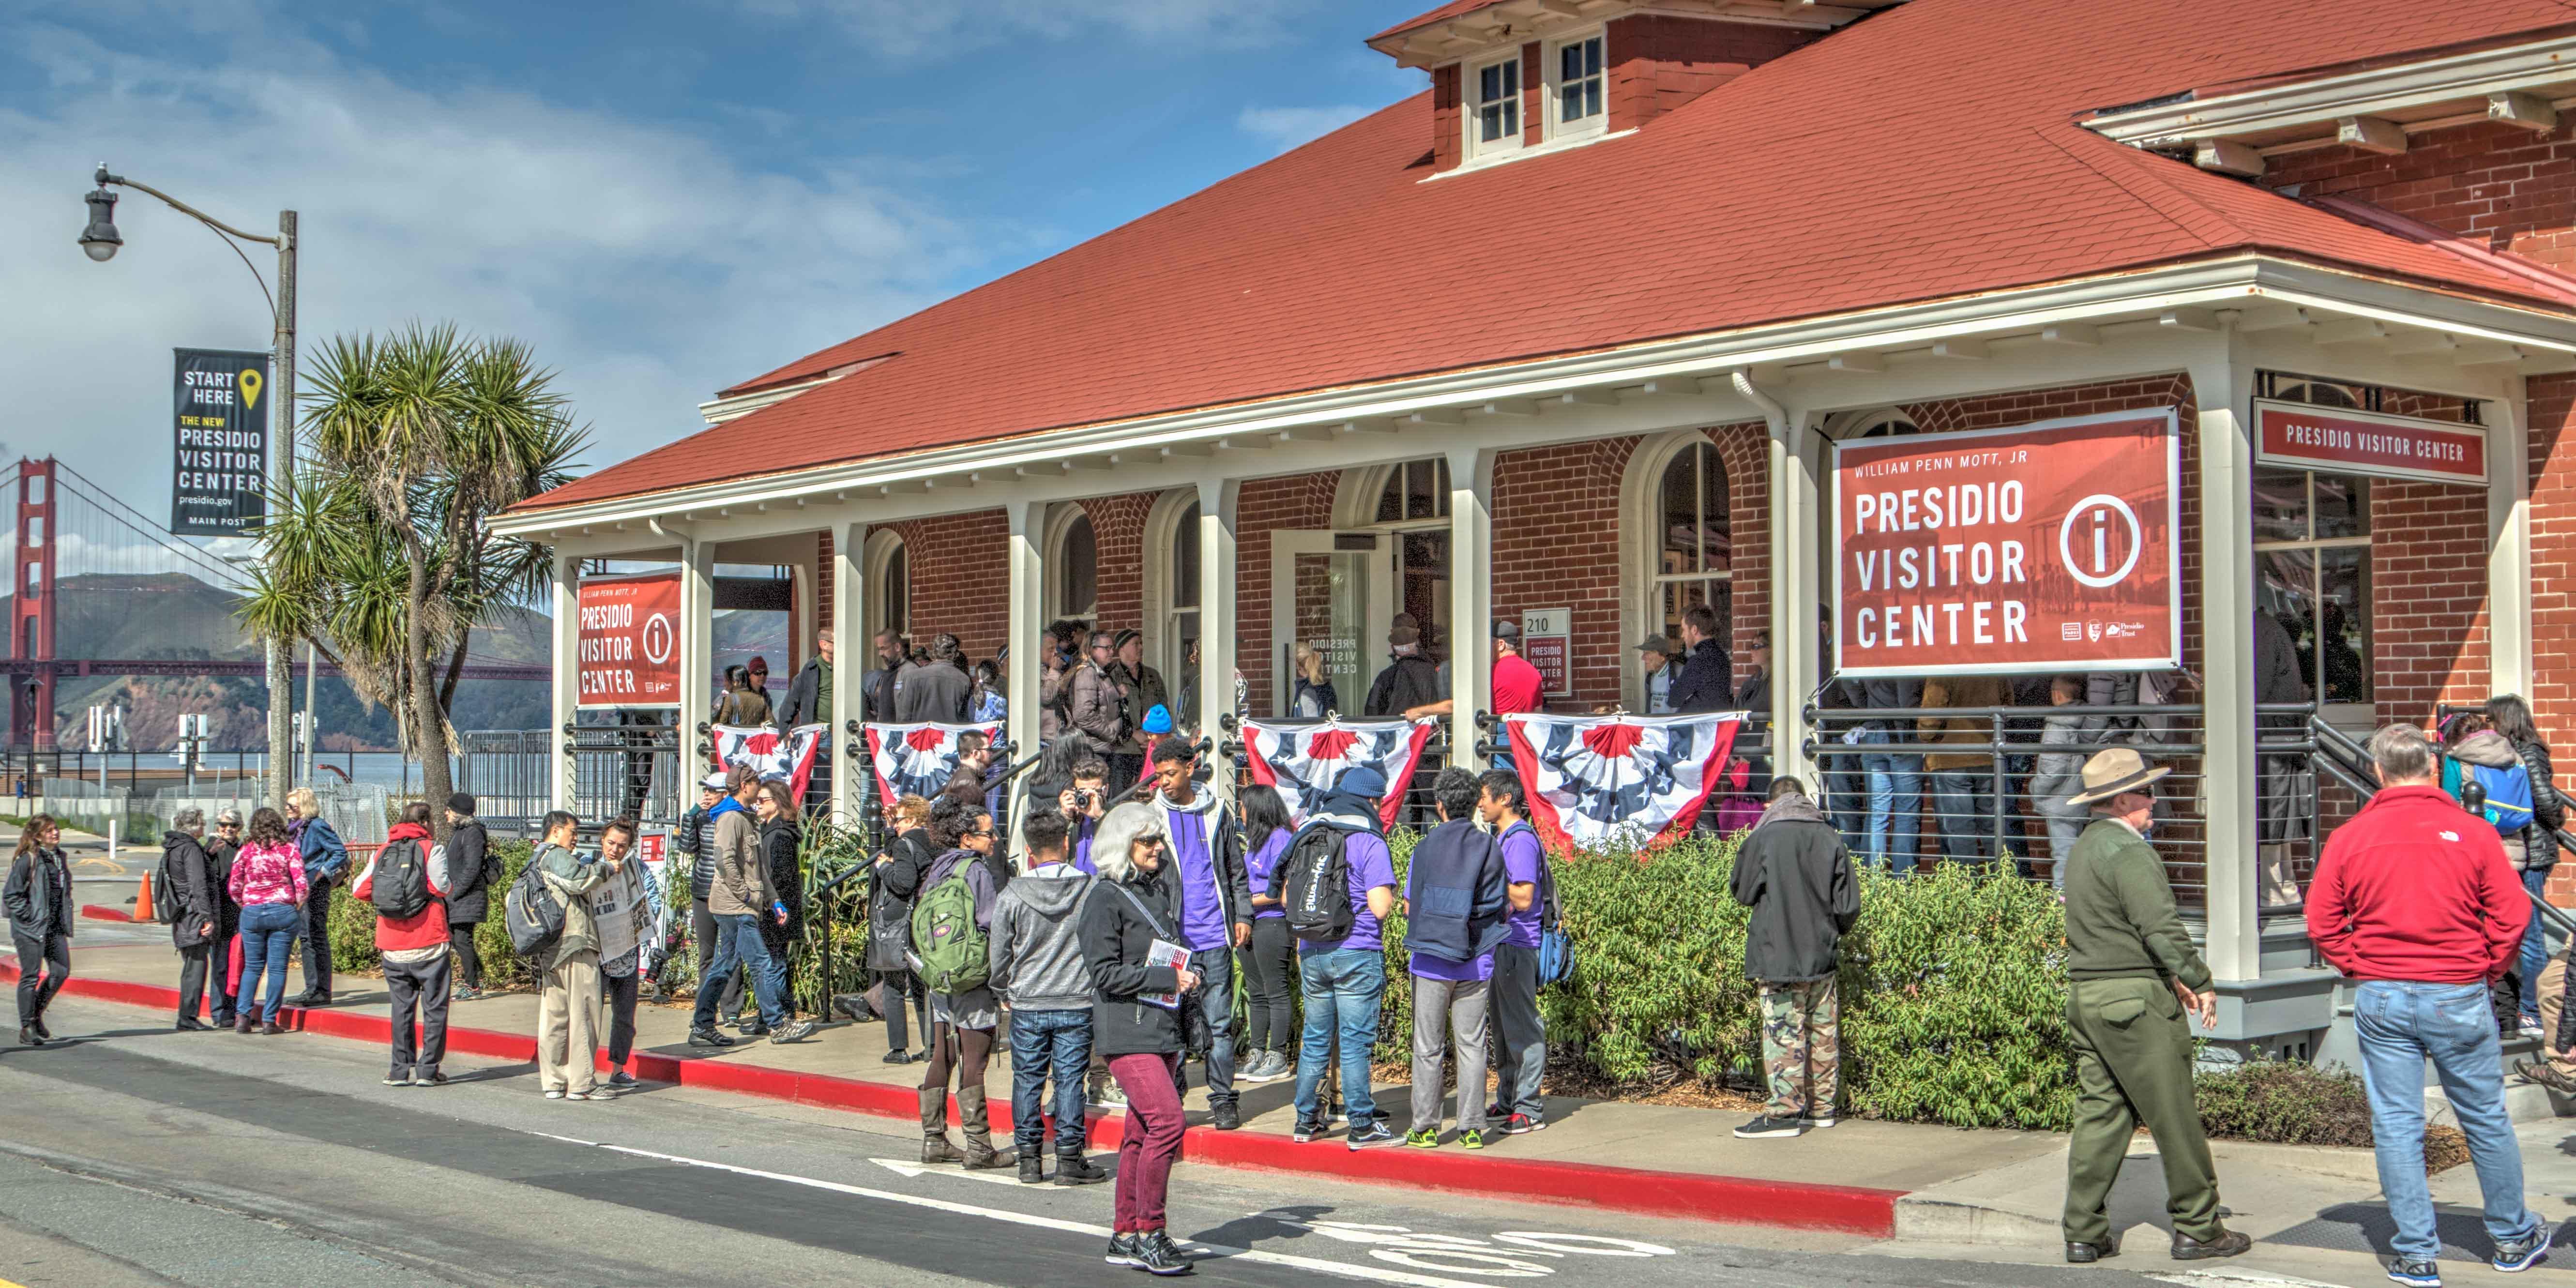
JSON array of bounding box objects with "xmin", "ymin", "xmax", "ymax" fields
[{"xmin": 18, "ymin": 940, "xmax": 2576, "ymax": 1265}]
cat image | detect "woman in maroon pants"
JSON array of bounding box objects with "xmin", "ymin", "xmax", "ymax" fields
[{"xmin": 1078, "ymin": 802, "xmax": 1198, "ymax": 1276}]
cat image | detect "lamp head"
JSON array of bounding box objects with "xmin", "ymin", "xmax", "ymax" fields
[{"xmin": 79, "ymin": 183, "xmax": 121, "ymax": 263}]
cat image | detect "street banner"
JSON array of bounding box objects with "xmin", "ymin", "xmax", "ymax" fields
[
  {"xmin": 577, "ymin": 573, "xmax": 682, "ymax": 707},
  {"xmin": 2254, "ymin": 399, "xmax": 2486, "ymax": 486},
  {"xmin": 1242, "ymin": 717, "xmax": 1437, "ymax": 830},
  {"xmin": 1832, "ymin": 409, "xmax": 2180, "ymax": 677},
  {"xmin": 864, "ymin": 721, "xmax": 1003, "ymax": 808},
  {"xmin": 1503, "ymin": 712, "xmax": 1740, "ymax": 851},
  {"xmin": 711, "ymin": 723, "xmax": 830, "ymax": 802},
  {"xmin": 171, "ymin": 348, "xmax": 270, "ymax": 536}
]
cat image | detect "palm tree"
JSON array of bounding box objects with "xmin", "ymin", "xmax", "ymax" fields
[{"xmin": 241, "ymin": 324, "xmax": 586, "ymax": 833}]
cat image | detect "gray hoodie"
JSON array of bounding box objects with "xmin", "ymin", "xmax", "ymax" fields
[{"xmin": 988, "ymin": 861, "xmax": 1097, "ymax": 1011}]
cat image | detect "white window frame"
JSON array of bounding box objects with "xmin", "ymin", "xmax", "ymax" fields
[
  {"xmin": 1546, "ymin": 30, "xmax": 1606, "ymax": 142},
  {"xmin": 863, "ymin": 528, "xmax": 909, "ymax": 652},
  {"xmin": 1619, "ymin": 429, "xmax": 1733, "ymax": 711},
  {"xmin": 1043, "ymin": 501, "xmax": 1098, "ymax": 626},
  {"xmin": 2252, "ymin": 469, "xmax": 2375, "ymax": 728},
  {"xmin": 1140, "ymin": 488, "xmax": 1202, "ymax": 688},
  {"xmin": 1467, "ymin": 51, "xmax": 1525, "ymax": 160}
]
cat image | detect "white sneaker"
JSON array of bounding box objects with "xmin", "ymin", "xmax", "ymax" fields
[{"xmin": 544, "ymin": 1089, "xmax": 564, "ymax": 1100}]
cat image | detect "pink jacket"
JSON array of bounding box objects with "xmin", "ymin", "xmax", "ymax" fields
[{"xmin": 227, "ymin": 840, "xmax": 308, "ymax": 908}]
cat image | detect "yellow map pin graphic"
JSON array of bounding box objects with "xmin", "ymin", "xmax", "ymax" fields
[{"xmin": 238, "ymin": 368, "xmax": 264, "ymax": 412}]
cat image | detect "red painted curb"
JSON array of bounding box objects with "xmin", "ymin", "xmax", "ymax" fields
[
  {"xmin": 79, "ymin": 905, "xmax": 135, "ymax": 924},
  {"xmin": 0, "ymin": 964, "xmax": 1901, "ymax": 1235}
]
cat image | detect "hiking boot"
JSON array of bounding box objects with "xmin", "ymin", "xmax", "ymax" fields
[
  {"xmin": 233, "ymin": 1014, "xmax": 256, "ymax": 1034},
  {"xmin": 1054, "ymin": 1152, "xmax": 1109, "ymax": 1186},
  {"xmin": 1732, "ymin": 1115, "xmax": 1804, "ymax": 1139},
  {"xmin": 2514, "ymin": 1058, "xmax": 2576, "ymax": 1094},
  {"xmin": 2386, "ymin": 1256, "xmax": 2441, "ymax": 1287},
  {"xmin": 832, "ymin": 993, "xmax": 877, "ymax": 1023},
  {"xmin": 741, "ymin": 1020, "xmax": 772, "ymax": 1038},
  {"xmin": 1131, "ymin": 1230, "xmax": 1194, "ymax": 1276},
  {"xmin": 2494, "ymin": 1225, "xmax": 2553, "ymax": 1273},
  {"xmin": 1019, "ymin": 1153, "xmax": 1046, "ymax": 1184},
  {"xmin": 2065, "ymin": 1237, "xmax": 2119, "ymax": 1264},
  {"xmin": 257, "ymin": 1021, "xmax": 284, "ymax": 1036},
  {"xmin": 2170, "ymin": 1229, "xmax": 2252, "ymax": 1260},
  {"xmin": 919, "ymin": 1087, "xmax": 965, "ymax": 1164},
  {"xmin": 30, "ymin": 1015, "xmax": 51, "ymax": 1041},
  {"xmin": 1211, "ymin": 1099, "xmax": 1241, "ymax": 1131},
  {"xmin": 16, "ymin": 1026, "xmax": 41, "ymax": 1047},
  {"xmin": 769, "ymin": 1018, "xmax": 816, "ymax": 1045},
  {"xmin": 687, "ymin": 1026, "xmax": 734, "ymax": 1048}
]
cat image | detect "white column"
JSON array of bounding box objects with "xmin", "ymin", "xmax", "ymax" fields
[
  {"xmin": 678, "ymin": 536, "xmax": 715, "ymax": 787},
  {"xmin": 1006, "ymin": 500, "xmax": 1046, "ymax": 860},
  {"xmin": 549, "ymin": 552, "xmax": 579, "ymax": 812},
  {"xmin": 2192, "ymin": 336, "xmax": 2259, "ymax": 983},
  {"xmin": 1447, "ymin": 445, "xmax": 1497, "ymax": 773},
  {"xmin": 830, "ymin": 521, "xmax": 865, "ymax": 829},
  {"xmin": 2487, "ymin": 375, "xmax": 2534, "ymax": 697},
  {"xmin": 1198, "ymin": 478, "xmax": 1241, "ymax": 804},
  {"xmin": 1767, "ymin": 412, "xmax": 1821, "ymax": 790}
]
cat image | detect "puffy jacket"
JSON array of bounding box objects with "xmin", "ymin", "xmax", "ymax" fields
[
  {"xmin": 444, "ymin": 818, "xmax": 498, "ymax": 924},
  {"xmin": 2511, "ymin": 737, "xmax": 2565, "ymax": 874},
  {"xmin": 1066, "ymin": 661, "xmax": 1128, "ymax": 754},
  {"xmin": 708, "ymin": 799, "xmax": 770, "ymax": 917},
  {"xmin": 2310, "ymin": 784, "xmax": 2524, "ymax": 984},
  {"xmin": 678, "ymin": 804, "xmax": 719, "ymax": 902},
  {"xmin": 162, "ymin": 831, "xmax": 220, "ymax": 949}
]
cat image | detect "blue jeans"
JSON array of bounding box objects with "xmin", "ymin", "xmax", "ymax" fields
[
  {"xmin": 2519, "ymin": 870, "xmax": 2548, "ymax": 1025},
  {"xmin": 1859, "ymin": 733, "xmax": 1923, "ymax": 873},
  {"xmin": 2353, "ymin": 980, "xmax": 2539, "ymax": 1262},
  {"xmin": 237, "ymin": 902, "xmax": 300, "ymax": 1023},
  {"xmin": 1010, "ymin": 1008, "xmax": 1093, "ymax": 1154},
  {"xmin": 1292, "ymin": 948, "xmax": 1386, "ymax": 1128},
  {"xmin": 1929, "ymin": 769, "xmax": 1996, "ymax": 864},
  {"xmin": 1191, "ymin": 947, "xmax": 1239, "ymax": 1107},
  {"xmin": 692, "ymin": 912, "xmax": 788, "ymax": 1030}
]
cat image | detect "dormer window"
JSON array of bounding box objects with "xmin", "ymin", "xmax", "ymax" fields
[
  {"xmin": 1552, "ymin": 33, "xmax": 1605, "ymax": 138},
  {"xmin": 1470, "ymin": 54, "xmax": 1522, "ymax": 158}
]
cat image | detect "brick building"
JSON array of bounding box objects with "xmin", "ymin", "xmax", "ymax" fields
[{"xmin": 500, "ymin": 0, "xmax": 2576, "ymax": 1055}]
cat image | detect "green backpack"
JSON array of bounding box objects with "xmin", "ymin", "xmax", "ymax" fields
[{"xmin": 909, "ymin": 862, "xmax": 990, "ymax": 996}]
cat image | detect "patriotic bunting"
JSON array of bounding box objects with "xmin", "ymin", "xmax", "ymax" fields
[
  {"xmin": 864, "ymin": 721, "xmax": 1004, "ymax": 808},
  {"xmin": 710, "ymin": 723, "xmax": 829, "ymax": 802},
  {"xmin": 1503, "ymin": 712, "xmax": 1742, "ymax": 851},
  {"xmin": 1242, "ymin": 717, "xmax": 1436, "ymax": 830}
]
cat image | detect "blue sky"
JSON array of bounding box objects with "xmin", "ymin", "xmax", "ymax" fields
[{"xmin": 0, "ymin": 0, "xmax": 1428, "ymax": 567}]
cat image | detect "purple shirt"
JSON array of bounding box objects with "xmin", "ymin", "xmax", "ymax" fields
[
  {"xmin": 1304, "ymin": 830, "xmax": 1396, "ymax": 955},
  {"xmin": 1499, "ymin": 823, "xmax": 1545, "ymax": 950},
  {"xmin": 1405, "ymin": 854, "xmax": 1495, "ymax": 982},
  {"xmin": 1069, "ymin": 817, "xmax": 1097, "ymax": 876},
  {"xmin": 1166, "ymin": 803, "xmax": 1230, "ymax": 953},
  {"xmin": 1243, "ymin": 831, "xmax": 1290, "ymax": 921}
]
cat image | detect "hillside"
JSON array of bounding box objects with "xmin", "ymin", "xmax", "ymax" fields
[{"xmin": 5, "ymin": 572, "xmax": 552, "ymax": 751}]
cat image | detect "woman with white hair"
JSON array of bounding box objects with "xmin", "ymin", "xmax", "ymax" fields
[
  {"xmin": 1079, "ymin": 801, "xmax": 1200, "ymax": 1275},
  {"xmin": 283, "ymin": 788, "xmax": 348, "ymax": 1008}
]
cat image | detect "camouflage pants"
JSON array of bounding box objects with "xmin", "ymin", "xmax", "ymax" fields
[{"xmin": 1758, "ymin": 977, "xmax": 1840, "ymax": 1120}]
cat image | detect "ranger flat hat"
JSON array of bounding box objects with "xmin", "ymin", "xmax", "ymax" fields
[{"xmin": 2066, "ymin": 745, "xmax": 2170, "ymax": 807}]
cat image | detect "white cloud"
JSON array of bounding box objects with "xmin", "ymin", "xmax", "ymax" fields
[
  {"xmin": 0, "ymin": 9, "xmax": 1024, "ymax": 526},
  {"xmin": 724, "ymin": 0, "xmax": 1314, "ymax": 57},
  {"xmin": 1236, "ymin": 103, "xmax": 1377, "ymax": 154}
]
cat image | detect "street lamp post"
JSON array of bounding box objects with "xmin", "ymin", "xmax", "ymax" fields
[{"xmin": 80, "ymin": 165, "xmax": 299, "ymax": 811}]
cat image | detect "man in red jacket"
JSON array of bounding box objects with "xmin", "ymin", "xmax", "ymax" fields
[
  {"xmin": 352, "ymin": 802, "xmax": 451, "ymax": 1088},
  {"xmin": 2307, "ymin": 724, "xmax": 2545, "ymax": 1285}
]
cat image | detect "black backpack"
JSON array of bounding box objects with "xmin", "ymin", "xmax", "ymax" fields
[
  {"xmin": 152, "ymin": 845, "xmax": 184, "ymax": 923},
  {"xmin": 369, "ymin": 837, "xmax": 432, "ymax": 920},
  {"xmin": 1279, "ymin": 821, "xmax": 1356, "ymax": 944}
]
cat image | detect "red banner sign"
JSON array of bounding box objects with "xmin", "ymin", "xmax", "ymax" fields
[
  {"xmin": 1833, "ymin": 409, "xmax": 2180, "ymax": 678},
  {"xmin": 2254, "ymin": 399, "xmax": 2486, "ymax": 486},
  {"xmin": 577, "ymin": 573, "xmax": 681, "ymax": 707}
]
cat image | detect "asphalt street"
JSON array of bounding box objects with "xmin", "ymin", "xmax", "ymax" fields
[{"xmin": 0, "ymin": 994, "xmax": 2205, "ymax": 1288}]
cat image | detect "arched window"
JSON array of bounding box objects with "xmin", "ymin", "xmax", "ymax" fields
[
  {"xmin": 1047, "ymin": 505, "xmax": 1097, "ymax": 624},
  {"xmin": 1167, "ymin": 500, "xmax": 1200, "ymax": 672},
  {"xmin": 1652, "ymin": 439, "xmax": 1730, "ymax": 653},
  {"xmin": 865, "ymin": 530, "xmax": 909, "ymax": 651},
  {"xmin": 1373, "ymin": 457, "xmax": 1450, "ymax": 524}
]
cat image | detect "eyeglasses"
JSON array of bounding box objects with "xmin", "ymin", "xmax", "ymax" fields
[
  {"xmin": 966, "ymin": 826, "xmax": 994, "ymax": 837},
  {"xmin": 1139, "ymin": 836, "xmax": 1166, "ymax": 849}
]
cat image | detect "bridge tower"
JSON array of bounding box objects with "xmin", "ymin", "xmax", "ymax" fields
[{"xmin": 11, "ymin": 459, "xmax": 56, "ymax": 750}]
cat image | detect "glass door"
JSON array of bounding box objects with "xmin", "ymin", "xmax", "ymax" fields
[{"xmin": 1269, "ymin": 531, "xmax": 1395, "ymax": 718}]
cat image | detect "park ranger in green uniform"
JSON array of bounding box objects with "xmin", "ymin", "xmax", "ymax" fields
[{"xmin": 2059, "ymin": 746, "xmax": 2252, "ymax": 1265}]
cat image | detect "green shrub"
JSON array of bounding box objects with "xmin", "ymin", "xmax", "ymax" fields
[
  {"xmin": 2192, "ymin": 1056, "xmax": 2374, "ymax": 1147},
  {"xmin": 329, "ymin": 841, "xmax": 536, "ymax": 991}
]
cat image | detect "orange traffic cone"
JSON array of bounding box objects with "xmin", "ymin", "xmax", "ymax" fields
[{"xmin": 133, "ymin": 866, "xmax": 157, "ymax": 924}]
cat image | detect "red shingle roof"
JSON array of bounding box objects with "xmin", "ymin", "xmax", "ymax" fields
[
  {"xmin": 525, "ymin": 0, "xmax": 2576, "ymax": 514},
  {"xmin": 1369, "ymin": 0, "xmax": 1509, "ymax": 44}
]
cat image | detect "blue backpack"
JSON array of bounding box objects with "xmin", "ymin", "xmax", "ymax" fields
[
  {"xmin": 2469, "ymin": 761, "xmax": 2536, "ymax": 836},
  {"xmin": 1503, "ymin": 822, "xmax": 1575, "ymax": 985}
]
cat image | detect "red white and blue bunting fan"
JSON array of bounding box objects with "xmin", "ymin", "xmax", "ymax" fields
[
  {"xmin": 709, "ymin": 723, "xmax": 830, "ymax": 802},
  {"xmin": 1503, "ymin": 711, "xmax": 1742, "ymax": 851},
  {"xmin": 864, "ymin": 722, "xmax": 1004, "ymax": 808},
  {"xmin": 1242, "ymin": 717, "xmax": 1438, "ymax": 831}
]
